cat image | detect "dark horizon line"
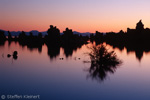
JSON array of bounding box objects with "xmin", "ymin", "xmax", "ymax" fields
[
  {"xmin": 0, "ymin": 29, "xmax": 95, "ymax": 34},
  {"xmin": 1, "ymin": 20, "xmax": 150, "ymax": 35}
]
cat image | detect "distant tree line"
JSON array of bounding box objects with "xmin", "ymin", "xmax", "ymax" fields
[
  {"xmin": 0, "ymin": 25, "xmax": 89, "ymax": 59},
  {"xmin": 1, "ymin": 20, "xmax": 150, "ymax": 60},
  {"xmin": 89, "ymin": 20, "xmax": 150, "ymax": 61},
  {"xmin": 0, "ymin": 25, "xmax": 89, "ymax": 46}
]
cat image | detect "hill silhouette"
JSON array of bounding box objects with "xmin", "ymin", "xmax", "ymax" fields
[{"xmin": 0, "ymin": 29, "xmax": 92, "ymax": 37}]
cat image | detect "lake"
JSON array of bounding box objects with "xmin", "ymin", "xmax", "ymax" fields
[{"xmin": 0, "ymin": 41, "xmax": 150, "ymax": 100}]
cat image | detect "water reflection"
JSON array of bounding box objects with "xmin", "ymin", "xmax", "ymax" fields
[
  {"xmin": 1, "ymin": 41, "xmax": 84, "ymax": 61},
  {"xmin": 1, "ymin": 40, "xmax": 150, "ymax": 62},
  {"xmin": 47, "ymin": 45, "xmax": 60, "ymax": 60},
  {"xmin": 84, "ymin": 44, "xmax": 122, "ymax": 82},
  {"xmin": 1, "ymin": 39, "xmax": 150, "ymax": 99},
  {"xmin": 90, "ymin": 20, "xmax": 150, "ymax": 62},
  {"xmin": 62, "ymin": 44, "xmax": 82, "ymax": 58},
  {"xmin": 7, "ymin": 51, "xmax": 18, "ymax": 60},
  {"xmin": 0, "ymin": 41, "xmax": 5, "ymax": 46},
  {"xmin": 108, "ymin": 43, "xmax": 150, "ymax": 62}
]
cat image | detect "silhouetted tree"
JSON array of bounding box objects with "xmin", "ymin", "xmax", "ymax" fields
[
  {"xmin": 62, "ymin": 28, "xmax": 74, "ymax": 43},
  {"xmin": 45, "ymin": 25, "xmax": 60, "ymax": 44},
  {"xmin": 90, "ymin": 33, "xmax": 94, "ymax": 43},
  {"xmin": 61, "ymin": 28, "xmax": 87, "ymax": 57},
  {"xmin": 0, "ymin": 30, "xmax": 6, "ymax": 40},
  {"xmin": 136, "ymin": 20, "xmax": 144, "ymax": 33},
  {"xmin": 18, "ymin": 31, "xmax": 27, "ymax": 46},
  {"xmin": 8, "ymin": 31, "xmax": 12, "ymax": 40},
  {"xmin": 19, "ymin": 31, "xmax": 26, "ymax": 40},
  {"xmin": 95, "ymin": 31, "xmax": 103, "ymax": 45},
  {"xmin": 0, "ymin": 30, "xmax": 6, "ymax": 45},
  {"xmin": 38, "ymin": 32, "xmax": 42, "ymax": 39},
  {"xmin": 29, "ymin": 32, "xmax": 33, "ymax": 37}
]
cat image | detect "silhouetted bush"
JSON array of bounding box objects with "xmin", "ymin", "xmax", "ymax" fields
[{"xmin": 84, "ymin": 44, "xmax": 122, "ymax": 82}]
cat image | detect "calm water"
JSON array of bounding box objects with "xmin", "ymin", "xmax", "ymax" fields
[{"xmin": 0, "ymin": 41, "xmax": 150, "ymax": 100}]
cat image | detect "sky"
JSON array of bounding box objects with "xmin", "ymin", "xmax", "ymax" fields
[{"xmin": 1, "ymin": 0, "xmax": 150, "ymax": 33}]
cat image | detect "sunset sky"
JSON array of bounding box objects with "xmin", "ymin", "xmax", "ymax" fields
[{"xmin": 1, "ymin": 0, "xmax": 150, "ymax": 33}]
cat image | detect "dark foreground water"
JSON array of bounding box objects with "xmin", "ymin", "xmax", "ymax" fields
[{"xmin": 0, "ymin": 41, "xmax": 150, "ymax": 100}]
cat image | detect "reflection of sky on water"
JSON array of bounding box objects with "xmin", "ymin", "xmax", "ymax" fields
[{"xmin": 0, "ymin": 41, "xmax": 150, "ymax": 100}]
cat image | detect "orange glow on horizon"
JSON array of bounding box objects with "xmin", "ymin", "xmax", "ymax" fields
[
  {"xmin": 1, "ymin": 20, "xmax": 150, "ymax": 33},
  {"xmin": 1, "ymin": 0, "xmax": 150, "ymax": 33}
]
